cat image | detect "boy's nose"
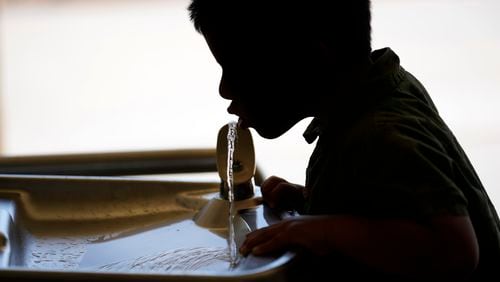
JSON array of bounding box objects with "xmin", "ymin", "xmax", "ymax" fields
[{"xmin": 219, "ymin": 75, "xmax": 233, "ymax": 100}]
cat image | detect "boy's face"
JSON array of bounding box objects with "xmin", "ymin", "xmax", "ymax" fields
[{"xmin": 203, "ymin": 26, "xmax": 328, "ymax": 139}]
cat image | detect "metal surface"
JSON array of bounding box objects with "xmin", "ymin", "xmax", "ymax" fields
[
  {"xmin": 0, "ymin": 149, "xmax": 218, "ymax": 176},
  {"xmin": 0, "ymin": 174, "xmax": 297, "ymax": 281},
  {"xmin": 0, "ymin": 148, "xmax": 265, "ymax": 186}
]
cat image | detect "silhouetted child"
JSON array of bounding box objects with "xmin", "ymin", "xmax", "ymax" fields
[{"xmin": 188, "ymin": 1, "xmax": 500, "ymax": 280}]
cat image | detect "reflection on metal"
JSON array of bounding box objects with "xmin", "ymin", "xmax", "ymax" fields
[{"xmin": 194, "ymin": 193, "xmax": 263, "ymax": 229}]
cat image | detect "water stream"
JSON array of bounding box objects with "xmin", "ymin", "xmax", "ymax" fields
[{"xmin": 226, "ymin": 121, "xmax": 239, "ymax": 268}]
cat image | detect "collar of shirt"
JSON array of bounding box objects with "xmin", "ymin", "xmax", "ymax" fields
[{"xmin": 302, "ymin": 47, "xmax": 406, "ymax": 144}]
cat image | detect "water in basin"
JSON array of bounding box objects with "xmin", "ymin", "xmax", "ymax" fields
[
  {"xmin": 16, "ymin": 194, "xmax": 254, "ymax": 274},
  {"xmin": 24, "ymin": 219, "xmax": 250, "ymax": 274}
]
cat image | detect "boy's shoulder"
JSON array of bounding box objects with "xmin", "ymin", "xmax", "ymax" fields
[{"xmin": 342, "ymin": 69, "xmax": 451, "ymax": 156}]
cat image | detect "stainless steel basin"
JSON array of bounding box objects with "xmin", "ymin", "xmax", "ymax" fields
[{"xmin": 0, "ymin": 174, "xmax": 297, "ymax": 281}]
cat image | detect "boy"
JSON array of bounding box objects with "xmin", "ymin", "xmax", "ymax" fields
[{"xmin": 188, "ymin": 1, "xmax": 500, "ymax": 280}]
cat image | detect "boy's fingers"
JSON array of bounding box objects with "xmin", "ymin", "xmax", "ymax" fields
[
  {"xmin": 240, "ymin": 223, "xmax": 284, "ymax": 255},
  {"xmin": 264, "ymin": 183, "xmax": 288, "ymax": 209},
  {"xmin": 261, "ymin": 176, "xmax": 286, "ymax": 195},
  {"xmin": 251, "ymin": 233, "xmax": 289, "ymax": 256},
  {"xmin": 243, "ymin": 226, "xmax": 277, "ymax": 247}
]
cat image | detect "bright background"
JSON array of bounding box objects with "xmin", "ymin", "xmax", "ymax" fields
[{"xmin": 1, "ymin": 0, "xmax": 499, "ymax": 209}]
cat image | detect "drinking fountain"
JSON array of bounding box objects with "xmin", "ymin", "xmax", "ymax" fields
[
  {"xmin": 0, "ymin": 123, "xmax": 298, "ymax": 281},
  {"xmin": 194, "ymin": 122, "xmax": 263, "ymax": 229}
]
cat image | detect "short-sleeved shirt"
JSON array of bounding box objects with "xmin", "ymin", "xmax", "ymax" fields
[{"xmin": 302, "ymin": 47, "xmax": 500, "ymax": 280}]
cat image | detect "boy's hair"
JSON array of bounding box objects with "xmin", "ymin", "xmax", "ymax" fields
[{"xmin": 188, "ymin": 0, "xmax": 372, "ymax": 58}]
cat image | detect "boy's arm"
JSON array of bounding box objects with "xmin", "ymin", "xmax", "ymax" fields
[{"xmin": 240, "ymin": 213, "xmax": 479, "ymax": 281}]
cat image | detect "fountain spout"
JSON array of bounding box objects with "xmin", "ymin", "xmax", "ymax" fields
[
  {"xmin": 193, "ymin": 122, "xmax": 260, "ymax": 230},
  {"xmin": 216, "ymin": 122, "xmax": 256, "ymax": 201}
]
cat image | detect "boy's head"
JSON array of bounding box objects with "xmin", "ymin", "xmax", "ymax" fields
[{"xmin": 189, "ymin": 0, "xmax": 372, "ymax": 139}]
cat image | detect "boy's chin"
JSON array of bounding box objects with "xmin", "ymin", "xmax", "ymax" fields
[{"xmin": 254, "ymin": 125, "xmax": 290, "ymax": 140}]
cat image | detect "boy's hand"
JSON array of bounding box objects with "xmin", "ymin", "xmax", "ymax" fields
[
  {"xmin": 260, "ymin": 176, "xmax": 305, "ymax": 211},
  {"xmin": 239, "ymin": 216, "xmax": 330, "ymax": 256}
]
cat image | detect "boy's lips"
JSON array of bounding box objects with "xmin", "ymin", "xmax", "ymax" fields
[
  {"xmin": 227, "ymin": 102, "xmax": 250, "ymax": 128},
  {"xmin": 238, "ymin": 117, "xmax": 249, "ymax": 129},
  {"xmin": 227, "ymin": 102, "xmax": 240, "ymax": 116}
]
